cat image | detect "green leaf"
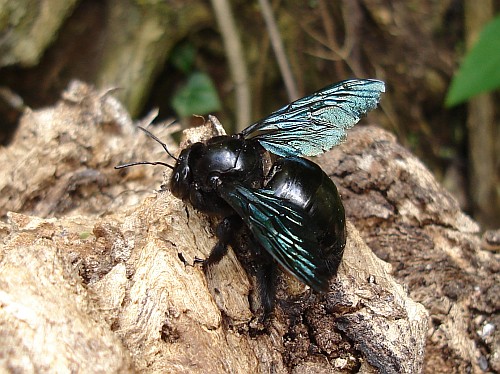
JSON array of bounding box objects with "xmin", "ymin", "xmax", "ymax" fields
[
  {"xmin": 446, "ymin": 16, "xmax": 500, "ymax": 107},
  {"xmin": 171, "ymin": 72, "xmax": 222, "ymax": 117}
]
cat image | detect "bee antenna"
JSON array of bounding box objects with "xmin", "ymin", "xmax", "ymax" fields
[
  {"xmin": 114, "ymin": 161, "xmax": 174, "ymax": 170},
  {"xmin": 137, "ymin": 126, "xmax": 178, "ymax": 161}
]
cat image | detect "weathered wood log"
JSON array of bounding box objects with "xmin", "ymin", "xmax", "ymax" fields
[
  {"xmin": 0, "ymin": 1, "xmax": 212, "ymax": 117},
  {"xmin": 318, "ymin": 127, "xmax": 499, "ymax": 373},
  {"xmin": 0, "ymin": 0, "xmax": 78, "ymax": 67},
  {"xmin": 1, "ymin": 82, "xmax": 496, "ymax": 373}
]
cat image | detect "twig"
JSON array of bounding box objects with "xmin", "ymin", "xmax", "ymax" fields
[
  {"xmin": 464, "ymin": 0, "xmax": 496, "ymax": 226},
  {"xmin": 258, "ymin": 0, "xmax": 299, "ymax": 101},
  {"xmin": 210, "ymin": 0, "xmax": 251, "ymax": 131}
]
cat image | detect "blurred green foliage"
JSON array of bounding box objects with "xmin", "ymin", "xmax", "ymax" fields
[
  {"xmin": 170, "ymin": 42, "xmax": 221, "ymax": 118},
  {"xmin": 171, "ymin": 72, "xmax": 222, "ymax": 118},
  {"xmin": 446, "ymin": 16, "xmax": 500, "ymax": 106},
  {"xmin": 170, "ymin": 43, "xmax": 196, "ymax": 74}
]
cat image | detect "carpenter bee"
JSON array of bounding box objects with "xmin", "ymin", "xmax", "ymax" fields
[{"xmin": 116, "ymin": 79, "xmax": 385, "ymax": 315}]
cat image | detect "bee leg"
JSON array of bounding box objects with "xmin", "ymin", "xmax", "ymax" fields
[
  {"xmin": 203, "ymin": 215, "xmax": 242, "ymax": 268},
  {"xmin": 254, "ymin": 250, "xmax": 278, "ymax": 318}
]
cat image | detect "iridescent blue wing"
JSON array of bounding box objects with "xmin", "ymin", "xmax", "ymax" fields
[
  {"xmin": 240, "ymin": 79, "xmax": 385, "ymax": 157},
  {"xmin": 219, "ymin": 183, "xmax": 330, "ymax": 292}
]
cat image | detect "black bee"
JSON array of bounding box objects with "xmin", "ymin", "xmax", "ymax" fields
[{"xmin": 116, "ymin": 79, "xmax": 385, "ymax": 315}]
